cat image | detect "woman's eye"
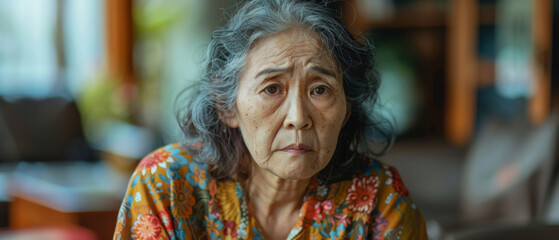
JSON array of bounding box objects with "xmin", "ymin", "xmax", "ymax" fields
[
  {"xmin": 264, "ymin": 85, "xmax": 280, "ymax": 95},
  {"xmin": 311, "ymin": 86, "xmax": 330, "ymax": 95}
]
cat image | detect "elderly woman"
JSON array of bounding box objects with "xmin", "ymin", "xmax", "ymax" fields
[{"xmin": 114, "ymin": 0, "xmax": 426, "ymax": 239}]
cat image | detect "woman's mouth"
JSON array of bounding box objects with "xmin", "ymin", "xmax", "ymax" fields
[{"xmin": 280, "ymin": 144, "xmax": 313, "ymax": 155}]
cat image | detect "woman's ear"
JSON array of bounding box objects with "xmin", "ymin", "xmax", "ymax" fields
[{"xmin": 218, "ymin": 109, "xmax": 239, "ymax": 128}]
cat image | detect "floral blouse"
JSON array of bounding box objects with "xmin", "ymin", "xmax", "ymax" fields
[{"xmin": 113, "ymin": 143, "xmax": 427, "ymax": 240}]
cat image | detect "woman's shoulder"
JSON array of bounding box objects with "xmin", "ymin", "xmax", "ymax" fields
[
  {"xmin": 115, "ymin": 143, "xmax": 211, "ymax": 239},
  {"xmin": 135, "ymin": 143, "xmax": 191, "ymax": 173},
  {"xmin": 133, "ymin": 142, "xmax": 212, "ymax": 186},
  {"xmin": 348, "ymin": 156, "xmax": 411, "ymax": 198},
  {"xmin": 331, "ymin": 158, "xmax": 426, "ymax": 239}
]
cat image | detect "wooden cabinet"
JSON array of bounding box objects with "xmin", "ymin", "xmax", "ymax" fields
[
  {"xmin": 343, "ymin": 0, "xmax": 555, "ymax": 145},
  {"xmin": 7, "ymin": 162, "xmax": 126, "ymax": 240},
  {"xmin": 10, "ymin": 196, "xmax": 118, "ymax": 240}
]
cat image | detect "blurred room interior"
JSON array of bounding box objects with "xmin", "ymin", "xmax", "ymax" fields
[{"xmin": 0, "ymin": 0, "xmax": 558, "ymax": 239}]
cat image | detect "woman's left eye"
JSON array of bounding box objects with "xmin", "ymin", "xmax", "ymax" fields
[
  {"xmin": 264, "ymin": 85, "xmax": 281, "ymax": 95},
  {"xmin": 311, "ymin": 86, "xmax": 330, "ymax": 95}
]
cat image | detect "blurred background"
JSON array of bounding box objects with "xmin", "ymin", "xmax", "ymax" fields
[{"xmin": 0, "ymin": 0, "xmax": 557, "ymax": 239}]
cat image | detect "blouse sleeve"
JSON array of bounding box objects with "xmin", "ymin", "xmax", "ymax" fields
[
  {"xmin": 113, "ymin": 146, "xmax": 178, "ymax": 240},
  {"xmin": 370, "ymin": 166, "xmax": 428, "ymax": 240}
]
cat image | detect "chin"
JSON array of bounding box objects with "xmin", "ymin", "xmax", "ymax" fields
[
  {"xmin": 257, "ymin": 153, "xmax": 331, "ymax": 180},
  {"xmin": 271, "ymin": 163, "xmax": 323, "ymax": 180},
  {"xmin": 274, "ymin": 172, "xmax": 314, "ymax": 181}
]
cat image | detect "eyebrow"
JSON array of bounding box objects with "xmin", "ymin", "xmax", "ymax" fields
[
  {"xmin": 255, "ymin": 66, "xmax": 337, "ymax": 79},
  {"xmin": 255, "ymin": 68, "xmax": 289, "ymax": 79},
  {"xmin": 311, "ymin": 66, "xmax": 337, "ymax": 78}
]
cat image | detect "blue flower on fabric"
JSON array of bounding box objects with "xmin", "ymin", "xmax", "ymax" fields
[
  {"xmin": 165, "ymin": 144, "xmax": 190, "ymax": 166},
  {"xmin": 329, "ymin": 228, "xmax": 340, "ymax": 238},
  {"xmin": 185, "ymin": 161, "xmax": 208, "ymax": 189},
  {"xmin": 237, "ymin": 227, "xmax": 247, "ymax": 238},
  {"xmin": 235, "ymin": 183, "xmax": 244, "ymax": 198},
  {"xmin": 206, "ymin": 218, "xmax": 223, "ymax": 240},
  {"xmin": 252, "ymin": 227, "xmax": 264, "ymax": 240},
  {"xmin": 166, "ymin": 166, "xmax": 183, "ymax": 181},
  {"xmin": 367, "ymin": 159, "xmax": 384, "ymax": 176}
]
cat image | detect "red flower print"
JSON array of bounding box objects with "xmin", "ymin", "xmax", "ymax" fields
[
  {"xmin": 322, "ymin": 200, "xmax": 334, "ymax": 213},
  {"xmin": 346, "ymin": 176, "xmax": 379, "ymax": 213},
  {"xmin": 223, "ymin": 220, "xmax": 237, "ymax": 237},
  {"xmin": 388, "ymin": 167, "xmax": 409, "ymax": 197},
  {"xmin": 302, "ymin": 199, "xmax": 319, "ymax": 226},
  {"xmin": 158, "ymin": 209, "xmax": 174, "ymax": 233},
  {"xmin": 210, "ymin": 199, "xmax": 221, "ymax": 218},
  {"xmin": 313, "ymin": 201, "xmax": 326, "ymax": 220},
  {"xmin": 138, "ymin": 149, "xmax": 172, "ymax": 175},
  {"xmin": 211, "ymin": 207, "xmax": 221, "ymax": 218},
  {"xmin": 315, "ymin": 199, "xmax": 336, "ymax": 220},
  {"xmin": 303, "ymin": 199, "xmax": 336, "ymax": 221},
  {"xmin": 131, "ymin": 214, "xmax": 162, "ymax": 240},
  {"xmin": 303, "ymin": 199, "xmax": 319, "ymax": 220}
]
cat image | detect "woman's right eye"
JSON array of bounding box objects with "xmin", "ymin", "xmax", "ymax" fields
[{"xmin": 264, "ymin": 85, "xmax": 280, "ymax": 95}]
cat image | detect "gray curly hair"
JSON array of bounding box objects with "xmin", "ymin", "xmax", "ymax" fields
[{"xmin": 175, "ymin": 0, "xmax": 393, "ymax": 183}]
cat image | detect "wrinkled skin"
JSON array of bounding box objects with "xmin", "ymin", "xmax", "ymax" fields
[{"xmin": 224, "ymin": 28, "xmax": 350, "ymax": 180}]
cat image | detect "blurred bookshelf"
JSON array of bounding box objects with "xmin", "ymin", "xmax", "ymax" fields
[{"xmin": 343, "ymin": 0, "xmax": 556, "ymax": 146}]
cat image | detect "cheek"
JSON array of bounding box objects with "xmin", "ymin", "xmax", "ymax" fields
[
  {"xmin": 320, "ymin": 121, "xmax": 342, "ymax": 147},
  {"xmin": 237, "ymin": 104, "xmax": 259, "ymax": 137},
  {"xmin": 316, "ymin": 102, "xmax": 347, "ymax": 150},
  {"xmin": 236, "ymin": 98, "xmax": 277, "ymax": 156}
]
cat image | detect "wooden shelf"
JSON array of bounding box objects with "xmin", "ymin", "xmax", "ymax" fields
[
  {"xmin": 344, "ymin": 1, "xmax": 446, "ymax": 34},
  {"xmin": 343, "ymin": 0, "xmax": 554, "ymax": 145},
  {"xmin": 479, "ymin": 3, "xmax": 496, "ymax": 25},
  {"xmin": 105, "ymin": 0, "xmax": 134, "ymax": 83},
  {"xmin": 367, "ymin": 5, "xmax": 446, "ymax": 29},
  {"xmin": 10, "ymin": 196, "xmax": 117, "ymax": 240}
]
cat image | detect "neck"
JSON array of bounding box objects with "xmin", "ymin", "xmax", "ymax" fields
[
  {"xmin": 246, "ymin": 162, "xmax": 311, "ymax": 239},
  {"xmin": 247, "ymin": 163, "xmax": 311, "ymax": 214}
]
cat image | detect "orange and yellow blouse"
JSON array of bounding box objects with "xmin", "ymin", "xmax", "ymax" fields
[{"xmin": 114, "ymin": 143, "xmax": 427, "ymax": 239}]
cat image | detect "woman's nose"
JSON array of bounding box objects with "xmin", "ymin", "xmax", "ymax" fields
[{"xmin": 283, "ymin": 91, "xmax": 312, "ymax": 130}]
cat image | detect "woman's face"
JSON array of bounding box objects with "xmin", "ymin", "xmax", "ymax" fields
[{"xmin": 225, "ymin": 28, "xmax": 349, "ymax": 180}]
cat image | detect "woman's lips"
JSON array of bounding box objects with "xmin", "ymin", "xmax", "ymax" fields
[{"xmin": 280, "ymin": 144, "xmax": 313, "ymax": 154}]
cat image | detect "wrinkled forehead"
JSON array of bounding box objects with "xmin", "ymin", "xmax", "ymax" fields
[{"xmin": 245, "ymin": 28, "xmax": 340, "ymax": 72}]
